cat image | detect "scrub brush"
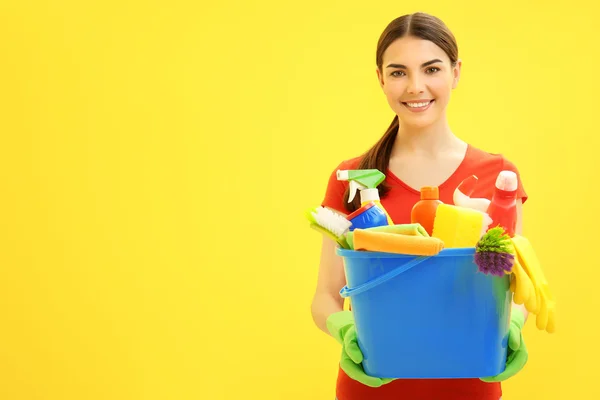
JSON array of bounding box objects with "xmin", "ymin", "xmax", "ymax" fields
[
  {"xmin": 305, "ymin": 206, "xmax": 352, "ymax": 249},
  {"xmin": 474, "ymin": 226, "xmax": 515, "ymax": 276}
]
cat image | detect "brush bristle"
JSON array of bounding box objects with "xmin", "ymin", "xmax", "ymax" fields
[
  {"xmin": 474, "ymin": 251, "xmax": 515, "ymax": 276},
  {"xmin": 311, "ymin": 206, "xmax": 352, "ymax": 237}
]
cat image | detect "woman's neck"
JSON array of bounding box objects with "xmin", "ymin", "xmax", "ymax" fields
[{"xmin": 392, "ymin": 115, "xmax": 464, "ymax": 157}]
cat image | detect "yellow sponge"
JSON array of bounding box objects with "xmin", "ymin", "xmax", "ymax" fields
[{"xmin": 432, "ymin": 204, "xmax": 490, "ymax": 248}]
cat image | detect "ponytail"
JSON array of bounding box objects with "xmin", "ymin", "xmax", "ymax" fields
[{"xmin": 342, "ymin": 115, "xmax": 399, "ymax": 213}]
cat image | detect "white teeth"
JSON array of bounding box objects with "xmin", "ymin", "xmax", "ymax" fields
[{"xmin": 406, "ymin": 101, "xmax": 430, "ymax": 108}]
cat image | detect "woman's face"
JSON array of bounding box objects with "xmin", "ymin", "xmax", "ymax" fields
[{"xmin": 377, "ymin": 36, "xmax": 461, "ymax": 129}]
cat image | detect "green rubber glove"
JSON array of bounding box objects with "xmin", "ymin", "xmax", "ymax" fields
[
  {"xmin": 480, "ymin": 308, "xmax": 528, "ymax": 382},
  {"xmin": 326, "ymin": 311, "xmax": 394, "ymax": 388}
]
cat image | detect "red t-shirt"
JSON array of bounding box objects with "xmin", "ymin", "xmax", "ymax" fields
[{"xmin": 321, "ymin": 144, "xmax": 528, "ymax": 400}]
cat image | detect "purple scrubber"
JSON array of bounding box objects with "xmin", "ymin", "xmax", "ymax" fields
[
  {"xmin": 474, "ymin": 226, "xmax": 516, "ymax": 276},
  {"xmin": 474, "ymin": 251, "xmax": 515, "ymax": 277}
]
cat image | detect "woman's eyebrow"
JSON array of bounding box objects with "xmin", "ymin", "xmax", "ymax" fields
[{"xmin": 386, "ymin": 59, "xmax": 443, "ymax": 69}]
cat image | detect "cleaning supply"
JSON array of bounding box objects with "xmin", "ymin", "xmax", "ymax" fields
[
  {"xmin": 326, "ymin": 311, "xmax": 394, "ymax": 388},
  {"xmin": 361, "ymin": 223, "xmax": 430, "ymax": 237},
  {"xmin": 305, "ymin": 206, "xmax": 352, "ymax": 249},
  {"xmin": 453, "ymin": 175, "xmax": 491, "ymax": 213},
  {"xmin": 431, "ymin": 204, "xmax": 493, "ymax": 248},
  {"xmin": 345, "ymin": 202, "xmax": 388, "ymax": 231},
  {"xmin": 511, "ymin": 235, "xmax": 556, "ymax": 333},
  {"xmin": 345, "ymin": 223, "xmax": 429, "ymax": 250},
  {"xmin": 480, "ymin": 308, "xmax": 528, "ymax": 382},
  {"xmin": 510, "ymin": 256, "xmax": 537, "ymax": 312},
  {"xmin": 352, "ymin": 228, "xmax": 444, "ymax": 256},
  {"xmin": 337, "ymin": 246, "xmax": 511, "ymax": 378},
  {"xmin": 474, "ymin": 226, "xmax": 516, "ymax": 276},
  {"xmin": 337, "ymin": 169, "xmax": 393, "ymax": 225},
  {"xmin": 410, "ymin": 186, "xmax": 443, "ymax": 236},
  {"xmin": 487, "ymin": 170, "xmax": 518, "ymax": 237}
]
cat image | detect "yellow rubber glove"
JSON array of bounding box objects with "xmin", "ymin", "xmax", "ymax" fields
[
  {"xmin": 531, "ymin": 282, "xmax": 556, "ymax": 333},
  {"xmin": 511, "ymin": 235, "xmax": 556, "ymax": 333},
  {"xmin": 510, "ymin": 256, "xmax": 536, "ymax": 312}
]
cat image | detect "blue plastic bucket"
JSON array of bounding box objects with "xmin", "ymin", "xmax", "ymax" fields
[{"xmin": 337, "ymin": 247, "xmax": 511, "ymax": 379}]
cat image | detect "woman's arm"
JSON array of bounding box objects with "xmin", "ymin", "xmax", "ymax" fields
[
  {"xmin": 311, "ymin": 234, "xmax": 348, "ymax": 335},
  {"xmin": 512, "ymin": 198, "xmax": 529, "ymax": 321}
]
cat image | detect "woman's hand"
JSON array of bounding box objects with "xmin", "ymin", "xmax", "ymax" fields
[
  {"xmin": 480, "ymin": 307, "xmax": 528, "ymax": 382},
  {"xmin": 327, "ymin": 311, "xmax": 395, "ymax": 388}
]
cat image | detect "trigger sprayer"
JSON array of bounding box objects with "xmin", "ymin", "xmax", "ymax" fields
[{"xmin": 336, "ymin": 169, "xmax": 394, "ymax": 225}]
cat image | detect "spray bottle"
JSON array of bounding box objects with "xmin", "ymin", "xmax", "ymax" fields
[{"xmin": 336, "ymin": 169, "xmax": 394, "ymax": 225}]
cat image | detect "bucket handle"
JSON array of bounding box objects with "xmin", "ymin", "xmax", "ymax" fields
[{"xmin": 339, "ymin": 255, "xmax": 431, "ymax": 298}]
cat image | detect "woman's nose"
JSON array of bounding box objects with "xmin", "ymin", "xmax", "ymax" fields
[{"xmin": 407, "ymin": 76, "xmax": 425, "ymax": 94}]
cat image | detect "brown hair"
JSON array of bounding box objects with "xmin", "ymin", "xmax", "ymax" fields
[{"xmin": 342, "ymin": 12, "xmax": 459, "ymax": 212}]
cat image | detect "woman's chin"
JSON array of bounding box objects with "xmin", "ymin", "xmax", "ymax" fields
[{"xmin": 398, "ymin": 115, "xmax": 438, "ymax": 130}]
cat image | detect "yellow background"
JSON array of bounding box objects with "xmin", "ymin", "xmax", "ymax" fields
[{"xmin": 0, "ymin": 1, "xmax": 597, "ymax": 399}]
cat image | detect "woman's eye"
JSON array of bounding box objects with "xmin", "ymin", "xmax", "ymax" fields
[
  {"xmin": 390, "ymin": 70, "xmax": 405, "ymax": 77},
  {"xmin": 426, "ymin": 67, "xmax": 440, "ymax": 74}
]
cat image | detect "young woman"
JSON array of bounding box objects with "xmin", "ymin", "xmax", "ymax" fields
[{"xmin": 311, "ymin": 12, "xmax": 530, "ymax": 400}]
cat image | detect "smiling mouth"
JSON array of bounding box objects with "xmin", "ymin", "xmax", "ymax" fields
[{"xmin": 402, "ymin": 99, "xmax": 435, "ymax": 112}]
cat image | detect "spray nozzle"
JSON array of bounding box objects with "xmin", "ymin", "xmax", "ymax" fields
[{"xmin": 337, "ymin": 169, "xmax": 386, "ymax": 203}]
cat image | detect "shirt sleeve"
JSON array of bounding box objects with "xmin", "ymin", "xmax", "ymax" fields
[
  {"xmin": 320, "ymin": 161, "xmax": 350, "ymax": 214},
  {"xmin": 502, "ymin": 156, "xmax": 528, "ymax": 204}
]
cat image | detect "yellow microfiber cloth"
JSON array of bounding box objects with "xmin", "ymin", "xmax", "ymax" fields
[
  {"xmin": 432, "ymin": 204, "xmax": 491, "ymax": 248},
  {"xmin": 352, "ymin": 228, "xmax": 444, "ymax": 256}
]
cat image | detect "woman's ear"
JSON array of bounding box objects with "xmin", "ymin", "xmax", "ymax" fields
[
  {"xmin": 376, "ymin": 68, "xmax": 385, "ymax": 88},
  {"xmin": 452, "ymin": 59, "xmax": 462, "ymax": 89}
]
